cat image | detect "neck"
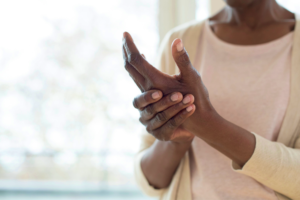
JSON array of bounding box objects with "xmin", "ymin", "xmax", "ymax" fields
[{"xmin": 225, "ymin": 0, "xmax": 283, "ymax": 29}]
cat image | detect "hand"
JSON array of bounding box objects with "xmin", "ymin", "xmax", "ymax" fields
[
  {"xmin": 123, "ymin": 32, "xmax": 256, "ymax": 167},
  {"xmin": 123, "ymin": 32, "xmax": 219, "ymax": 137},
  {"xmin": 133, "ymin": 90, "xmax": 195, "ymax": 143}
]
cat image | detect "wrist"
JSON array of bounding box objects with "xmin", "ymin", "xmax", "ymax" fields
[
  {"xmin": 168, "ymin": 139, "xmax": 193, "ymax": 152},
  {"xmin": 187, "ymin": 108, "xmax": 221, "ymax": 137}
]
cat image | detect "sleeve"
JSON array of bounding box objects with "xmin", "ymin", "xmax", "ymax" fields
[
  {"xmin": 134, "ymin": 148, "xmax": 166, "ymax": 197},
  {"xmin": 133, "ymin": 29, "xmax": 179, "ymax": 197},
  {"xmin": 232, "ymin": 132, "xmax": 300, "ymax": 199}
]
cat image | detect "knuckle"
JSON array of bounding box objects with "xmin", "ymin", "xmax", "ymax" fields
[
  {"xmin": 178, "ymin": 112, "xmax": 184, "ymax": 120},
  {"xmin": 139, "ymin": 117, "xmax": 144, "ymax": 124},
  {"xmin": 143, "ymin": 92, "xmax": 150, "ymax": 103},
  {"xmin": 175, "ymin": 102, "xmax": 184, "ymax": 110},
  {"xmin": 145, "ymin": 105, "xmax": 155, "ymax": 116},
  {"xmin": 165, "ymin": 95, "xmax": 174, "ymax": 104},
  {"xmin": 156, "ymin": 112, "xmax": 167, "ymax": 122},
  {"xmin": 177, "ymin": 52, "xmax": 190, "ymax": 66},
  {"xmin": 128, "ymin": 52, "xmax": 142, "ymax": 66},
  {"xmin": 132, "ymin": 97, "xmax": 139, "ymax": 109},
  {"xmin": 168, "ymin": 118, "xmax": 177, "ymax": 129},
  {"xmin": 146, "ymin": 125, "xmax": 153, "ymax": 133}
]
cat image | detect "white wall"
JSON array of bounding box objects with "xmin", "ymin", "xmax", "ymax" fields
[
  {"xmin": 158, "ymin": 0, "xmax": 227, "ymax": 42},
  {"xmin": 158, "ymin": 0, "xmax": 196, "ymax": 43},
  {"xmin": 210, "ymin": 0, "xmax": 225, "ymax": 15}
]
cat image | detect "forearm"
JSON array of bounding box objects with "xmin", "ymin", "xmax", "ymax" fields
[
  {"xmin": 190, "ymin": 112, "xmax": 256, "ymax": 167},
  {"xmin": 190, "ymin": 113, "xmax": 300, "ymax": 199},
  {"xmin": 141, "ymin": 139, "xmax": 191, "ymax": 189}
]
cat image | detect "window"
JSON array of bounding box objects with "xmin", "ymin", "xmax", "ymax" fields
[
  {"xmin": 0, "ymin": 0, "xmax": 158, "ymax": 199},
  {"xmin": 196, "ymin": 0, "xmax": 210, "ymax": 21},
  {"xmin": 277, "ymin": 0, "xmax": 300, "ymax": 13}
]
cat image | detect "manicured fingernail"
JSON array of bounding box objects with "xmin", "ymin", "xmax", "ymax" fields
[
  {"xmin": 183, "ymin": 96, "xmax": 190, "ymax": 104},
  {"xmin": 171, "ymin": 93, "xmax": 179, "ymax": 101},
  {"xmin": 176, "ymin": 40, "xmax": 184, "ymax": 52},
  {"xmin": 152, "ymin": 92, "xmax": 160, "ymax": 99},
  {"xmin": 186, "ymin": 105, "xmax": 193, "ymax": 112}
]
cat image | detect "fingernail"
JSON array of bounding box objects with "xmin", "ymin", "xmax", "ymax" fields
[
  {"xmin": 152, "ymin": 92, "xmax": 160, "ymax": 99},
  {"xmin": 186, "ymin": 105, "xmax": 193, "ymax": 112},
  {"xmin": 183, "ymin": 96, "xmax": 190, "ymax": 104},
  {"xmin": 176, "ymin": 40, "xmax": 184, "ymax": 52},
  {"xmin": 171, "ymin": 93, "xmax": 179, "ymax": 101}
]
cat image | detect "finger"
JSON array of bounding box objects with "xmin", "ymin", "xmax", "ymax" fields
[
  {"xmin": 152, "ymin": 104, "xmax": 196, "ymax": 141},
  {"xmin": 171, "ymin": 38, "xmax": 194, "ymax": 79},
  {"xmin": 133, "ymin": 90, "xmax": 163, "ymax": 110},
  {"xmin": 123, "ymin": 32, "xmax": 160, "ymax": 78},
  {"xmin": 123, "ymin": 46, "xmax": 145, "ymax": 91},
  {"xmin": 123, "ymin": 32, "xmax": 146, "ymax": 76},
  {"xmin": 147, "ymin": 94, "xmax": 194, "ymax": 130},
  {"xmin": 141, "ymin": 92, "xmax": 183, "ymax": 121}
]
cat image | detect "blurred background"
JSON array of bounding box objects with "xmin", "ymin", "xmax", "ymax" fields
[{"xmin": 0, "ymin": 0, "xmax": 298, "ymax": 199}]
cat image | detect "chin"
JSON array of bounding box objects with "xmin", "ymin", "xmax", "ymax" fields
[{"xmin": 223, "ymin": 0, "xmax": 256, "ymax": 8}]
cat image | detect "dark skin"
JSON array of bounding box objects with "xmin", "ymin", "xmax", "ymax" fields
[{"xmin": 123, "ymin": 0, "xmax": 295, "ymax": 189}]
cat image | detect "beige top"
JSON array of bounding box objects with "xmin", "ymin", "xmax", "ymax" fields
[
  {"xmin": 190, "ymin": 20, "xmax": 292, "ymax": 200},
  {"xmin": 134, "ymin": 16, "xmax": 300, "ymax": 200}
]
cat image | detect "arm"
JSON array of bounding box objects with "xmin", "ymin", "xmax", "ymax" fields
[
  {"xmin": 132, "ymin": 90, "xmax": 195, "ymax": 189},
  {"xmin": 141, "ymin": 139, "xmax": 191, "ymax": 189},
  {"xmin": 123, "ymin": 33, "xmax": 300, "ymax": 199}
]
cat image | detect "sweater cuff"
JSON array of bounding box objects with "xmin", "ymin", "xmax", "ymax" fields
[
  {"xmin": 232, "ymin": 132, "xmax": 282, "ymax": 181},
  {"xmin": 134, "ymin": 150, "xmax": 165, "ymax": 197}
]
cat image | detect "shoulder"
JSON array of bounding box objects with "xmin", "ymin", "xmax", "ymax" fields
[
  {"xmin": 159, "ymin": 19, "xmax": 205, "ymax": 57},
  {"xmin": 156, "ymin": 19, "xmax": 205, "ymax": 74},
  {"xmin": 164, "ymin": 20, "xmax": 205, "ymax": 43}
]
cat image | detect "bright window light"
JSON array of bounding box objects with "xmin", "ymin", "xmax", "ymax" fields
[{"xmin": 0, "ymin": 0, "xmax": 158, "ymax": 190}]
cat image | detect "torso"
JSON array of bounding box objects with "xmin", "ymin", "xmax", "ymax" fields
[{"xmin": 190, "ymin": 20, "xmax": 293, "ymax": 200}]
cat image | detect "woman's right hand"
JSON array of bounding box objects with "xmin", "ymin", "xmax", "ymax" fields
[{"xmin": 133, "ymin": 90, "xmax": 196, "ymax": 144}]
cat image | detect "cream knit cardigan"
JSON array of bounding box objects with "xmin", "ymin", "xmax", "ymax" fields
[{"xmin": 134, "ymin": 16, "xmax": 300, "ymax": 200}]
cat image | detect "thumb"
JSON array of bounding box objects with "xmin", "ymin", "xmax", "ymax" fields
[{"xmin": 171, "ymin": 39, "xmax": 194, "ymax": 78}]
